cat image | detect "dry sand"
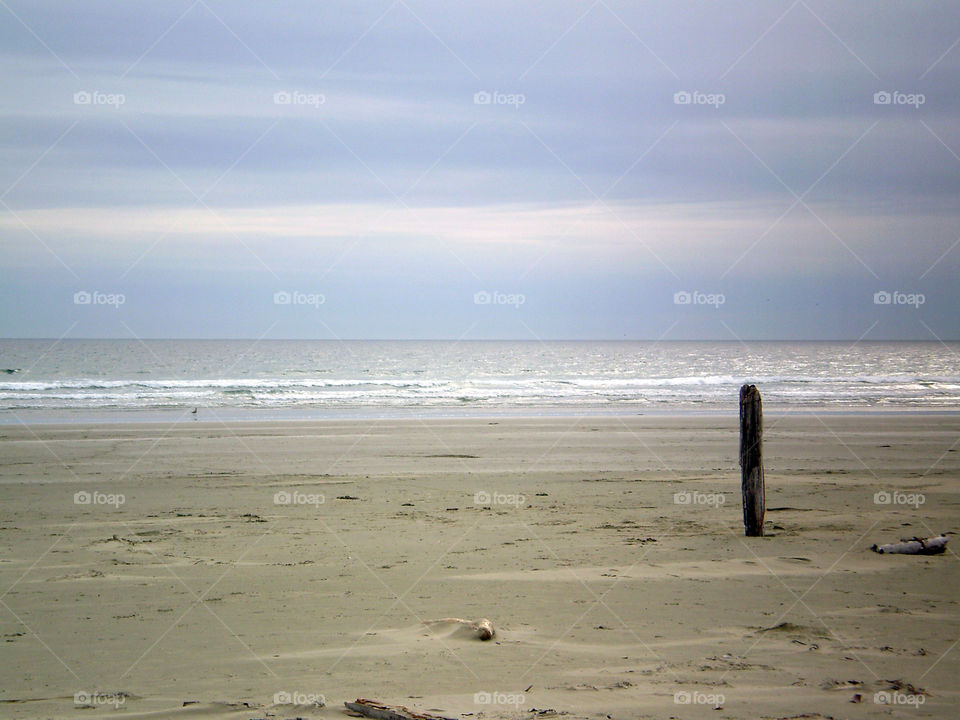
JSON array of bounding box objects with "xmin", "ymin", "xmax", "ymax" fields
[{"xmin": 0, "ymin": 414, "xmax": 958, "ymax": 719}]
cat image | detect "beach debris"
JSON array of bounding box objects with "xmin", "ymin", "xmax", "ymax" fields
[
  {"xmin": 821, "ymin": 678, "xmax": 864, "ymax": 691},
  {"xmin": 759, "ymin": 621, "xmax": 813, "ymax": 635},
  {"xmin": 871, "ymin": 534, "xmax": 948, "ymax": 555},
  {"xmin": 344, "ymin": 698, "xmax": 456, "ymax": 720},
  {"xmin": 553, "ymin": 681, "xmax": 633, "ymax": 692},
  {"xmin": 880, "ymin": 678, "xmax": 926, "ymax": 696},
  {"xmin": 101, "ymin": 534, "xmax": 138, "ymax": 545},
  {"xmin": 422, "ymin": 617, "xmax": 495, "ymax": 640},
  {"xmin": 739, "ymin": 384, "xmax": 765, "ymax": 536}
]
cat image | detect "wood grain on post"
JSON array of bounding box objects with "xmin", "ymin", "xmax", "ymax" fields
[{"xmin": 739, "ymin": 384, "xmax": 765, "ymax": 536}]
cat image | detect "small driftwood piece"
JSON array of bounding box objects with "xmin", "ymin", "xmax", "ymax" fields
[
  {"xmin": 345, "ymin": 699, "xmax": 456, "ymax": 720},
  {"xmin": 871, "ymin": 535, "xmax": 948, "ymax": 555},
  {"xmin": 422, "ymin": 617, "xmax": 495, "ymax": 640}
]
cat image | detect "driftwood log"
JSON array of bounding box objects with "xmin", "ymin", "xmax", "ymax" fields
[
  {"xmin": 872, "ymin": 535, "xmax": 948, "ymax": 555},
  {"xmin": 345, "ymin": 699, "xmax": 456, "ymax": 720},
  {"xmin": 739, "ymin": 384, "xmax": 765, "ymax": 536},
  {"xmin": 422, "ymin": 617, "xmax": 495, "ymax": 640}
]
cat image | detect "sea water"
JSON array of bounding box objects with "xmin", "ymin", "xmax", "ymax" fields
[{"xmin": 1, "ymin": 340, "xmax": 958, "ymax": 422}]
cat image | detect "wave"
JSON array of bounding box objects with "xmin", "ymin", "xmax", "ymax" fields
[
  {"xmin": 0, "ymin": 378, "xmax": 450, "ymax": 392},
  {"xmin": 2, "ymin": 372, "xmax": 959, "ymax": 413},
  {"xmin": 2, "ymin": 373, "xmax": 959, "ymax": 393}
]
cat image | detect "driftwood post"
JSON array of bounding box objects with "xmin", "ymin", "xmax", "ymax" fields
[{"xmin": 739, "ymin": 384, "xmax": 765, "ymax": 536}]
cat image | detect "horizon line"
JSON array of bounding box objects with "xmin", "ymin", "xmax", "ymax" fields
[{"xmin": 1, "ymin": 337, "xmax": 956, "ymax": 343}]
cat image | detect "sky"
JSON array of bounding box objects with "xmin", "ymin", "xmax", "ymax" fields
[{"xmin": 0, "ymin": 0, "xmax": 958, "ymax": 340}]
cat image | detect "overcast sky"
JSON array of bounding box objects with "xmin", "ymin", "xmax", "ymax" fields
[{"xmin": 1, "ymin": 0, "xmax": 958, "ymax": 340}]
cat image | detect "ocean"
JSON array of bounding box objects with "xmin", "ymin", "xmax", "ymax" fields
[{"xmin": 0, "ymin": 340, "xmax": 958, "ymax": 423}]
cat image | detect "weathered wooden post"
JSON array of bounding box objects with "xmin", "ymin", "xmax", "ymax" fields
[{"xmin": 739, "ymin": 384, "xmax": 765, "ymax": 536}]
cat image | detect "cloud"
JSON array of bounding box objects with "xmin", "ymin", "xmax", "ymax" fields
[
  {"xmin": 1, "ymin": 0, "xmax": 959, "ymax": 338},
  {"xmin": 3, "ymin": 199, "xmax": 956, "ymax": 284}
]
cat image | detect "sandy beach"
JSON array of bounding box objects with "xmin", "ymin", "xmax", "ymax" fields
[{"xmin": 1, "ymin": 414, "xmax": 958, "ymax": 719}]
